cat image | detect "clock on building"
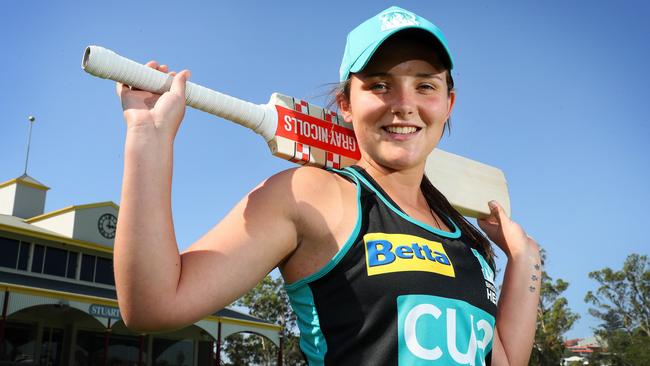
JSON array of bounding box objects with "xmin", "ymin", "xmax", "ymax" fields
[{"xmin": 97, "ymin": 213, "xmax": 117, "ymax": 239}]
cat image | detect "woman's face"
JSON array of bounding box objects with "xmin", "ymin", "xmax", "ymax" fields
[{"xmin": 339, "ymin": 36, "xmax": 455, "ymax": 172}]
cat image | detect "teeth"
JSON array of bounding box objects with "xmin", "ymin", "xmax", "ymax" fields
[{"xmin": 385, "ymin": 126, "xmax": 417, "ymax": 134}]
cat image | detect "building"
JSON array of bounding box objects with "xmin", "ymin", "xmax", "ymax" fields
[
  {"xmin": 562, "ymin": 336, "xmax": 607, "ymax": 365},
  {"xmin": 0, "ymin": 173, "xmax": 282, "ymax": 365}
]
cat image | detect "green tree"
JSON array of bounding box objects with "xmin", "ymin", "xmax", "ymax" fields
[
  {"xmin": 585, "ymin": 253, "xmax": 650, "ymax": 366},
  {"xmin": 529, "ymin": 249, "xmax": 580, "ymax": 366},
  {"xmin": 222, "ymin": 275, "xmax": 306, "ymax": 366}
]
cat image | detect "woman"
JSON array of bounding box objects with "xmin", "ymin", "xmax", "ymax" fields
[{"xmin": 114, "ymin": 6, "xmax": 540, "ymax": 365}]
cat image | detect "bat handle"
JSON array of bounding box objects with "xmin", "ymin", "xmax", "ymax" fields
[{"xmin": 81, "ymin": 45, "xmax": 277, "ymax": 142}]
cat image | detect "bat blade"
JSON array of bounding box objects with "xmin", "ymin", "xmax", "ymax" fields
[{"xmin": 425, "ymin": 149, "xmax": 510, "ymax": 218}]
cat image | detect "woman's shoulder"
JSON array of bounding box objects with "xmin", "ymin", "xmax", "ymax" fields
[
  {"xmin": 260, "ymin": 166, "xmax": 357, "ymax": 229},
  {"xmin": 262, "ymin": 166, "xmax": 353, "ymax": 199},
  {"xmin": 270, "ymin": 166, "xmax": 360, "ymax": 280}
]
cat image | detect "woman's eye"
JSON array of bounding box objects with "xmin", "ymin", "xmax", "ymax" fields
[
  {"xmin": 370, "ymin": 83, "xmax": 388, "ymax": 91},
  {"xmin": 418, "ymin": 83, "xmax": 436, "ymax": 91}
]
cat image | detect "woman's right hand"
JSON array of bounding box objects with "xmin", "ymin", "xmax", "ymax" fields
[{"xmin": 116, "ymin": 61, "xmax": 191, "ymax": 143}]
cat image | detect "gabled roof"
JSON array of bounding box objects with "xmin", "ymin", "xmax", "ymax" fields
[
  {"xmin": 0, "ymin": 214, "xmax": 114, "ymax": 254},
  {"xmin": 0, "ymin": 174, "xmax": 49, "ymax": 190},
  {"xmin": 0, "ymin": 214, "xmax": 62, "ymax": 237},
  {"xmin": 216, "ymin": 307, "xmax": 276, "ymax": 325},
  {"xmin": 26, "ymin": 201, "xmax": 120, "ymax": 223}
]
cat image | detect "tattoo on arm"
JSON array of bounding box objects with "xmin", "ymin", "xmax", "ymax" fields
[{"xmin": 529, "ymin": 263, "xmax": 541, "ymax": 293}]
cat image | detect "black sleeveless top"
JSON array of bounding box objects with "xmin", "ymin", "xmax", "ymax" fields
[{"xmin": 285, "ymin": 166, "xmax": 497, "ymax": 366}]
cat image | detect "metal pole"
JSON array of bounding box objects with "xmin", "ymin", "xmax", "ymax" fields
[
  {"xmin": 139, "ymin": 334, "xmax": 145, "ymax": 366},
  {"xmin": 23, "ymin": 116, "xmax": 36, "ymax": 176},
  {"xmin": 277, "ymin": 333, "xmax": 283, "ymax": 366},
  {"xmin": 0, "ymin": 291, "xmax": 9, "ymax": 359},
  {"xmin": 103, "ymin": 318, "xmax": 111, "ymax": 366},
  {"xmin": 216, "ymin": 321, "xmax": 221, "ymax": 366},
  {"xmin": 210, "ymin": 340, "xmax": 215, "ymax": 366}
]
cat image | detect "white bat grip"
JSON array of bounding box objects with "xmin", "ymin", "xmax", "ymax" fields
[{"xmin": 82, "ymin": 45, "xmax": 277, "ymax": 142}]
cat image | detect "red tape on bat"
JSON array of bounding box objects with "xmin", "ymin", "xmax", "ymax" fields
[{"xmin": 275, "ymin": 105, "xmax": 361, "ymax": 160}]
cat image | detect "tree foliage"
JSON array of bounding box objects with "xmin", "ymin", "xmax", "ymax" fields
[
  {"xmin": 529, "ymin": 249, "xmax": 580, "ymax": 366},
  {"xmin": 221, "ymin": 275, "xmax": 306, "ymax": 366},
  {"xmin": 585, "ymin": 253, "xmax": 650, "ymax": 366}
]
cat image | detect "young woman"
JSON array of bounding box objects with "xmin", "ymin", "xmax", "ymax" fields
[{"xmin": 114, "ymin": 6, "xmax": 540, "ymax": 365}]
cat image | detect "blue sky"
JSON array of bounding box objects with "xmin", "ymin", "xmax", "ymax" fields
[{"xmin": 1, "ymin": 1, "xmax": 648, "ymax": 340}]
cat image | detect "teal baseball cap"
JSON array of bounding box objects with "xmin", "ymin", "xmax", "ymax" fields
[{"xmin": 339, "ymin": 6, "xmax": 454, "ymax": 82}]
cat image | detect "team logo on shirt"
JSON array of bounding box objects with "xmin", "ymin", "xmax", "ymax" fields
[
  {"xmin": 471, "ymin": 249, "xmax": 498, "ymax": 306},
  {"xmin": 364, "ymin": 233, "xmax": 455, "ymax": 277},
  {"xmin": 397, "ymin": 294, "xmax": 495, "ymax": 365}
]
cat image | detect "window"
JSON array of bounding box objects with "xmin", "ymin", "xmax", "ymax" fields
[
  {"xmin": 108, "ymin": 334, "xmax": 142, "ymax": 365},
  {"xmin": 95, "ymin": 257, "xmax": 115, "ymax": 286},
  {"xmin": 153, "ymin": 338, "xmax": 193, "ymax": 366},
  {"xmin": 17, "ymin": 242, "xmax": 29, "ymax": 270},
  {"xmin": 2, "ymin": 238, "xmax": 113, "ymax": 284},
  {"xmin": 43, "ymin": 247, "xmax": 67, "ymax": 277},
  {"xmin": 66, "ymin": 251, "xmax": 78, "ymax": 279},
  {"xmin": 80, "ymin": 254, "xmax": 96, "ymax": 282},
  {"xmin": 75, "ymin": 330, "xmax": 107, "ymax": 366},
  {"xmin": 1, "ymin": 321, "xmax": 37, "ymax": 362},
  {"xmin": 40, "ymin": 327, "xmax": 64, "ymax": 366},
  {"xmin": 76, "ymin": 330, "xmax": 145, "ymax": 366},
  {"xmin": 0, "ymin": 237, "xmax": 19, "ymax": 269},
  {"xmin": 197, "ymin": 341, "xmax": 213, "ymax": 366},
  {"xmin": 31, "ymin": 245, "xmax": 45, "ymax": 273}
]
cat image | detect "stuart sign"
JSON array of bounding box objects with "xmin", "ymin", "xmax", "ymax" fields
[{"xmin": 89, "ymin": 304, "xmax": 121, "ymax": 320}]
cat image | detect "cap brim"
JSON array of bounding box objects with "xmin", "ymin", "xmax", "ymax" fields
[{"xmin": 345, "ymin": 26, "xmax": 453, "ymax": 80}]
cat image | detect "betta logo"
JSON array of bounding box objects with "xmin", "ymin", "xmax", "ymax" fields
[{"xmin": 364, "ymin": 233, "xmax": 455, "ymax": 277}]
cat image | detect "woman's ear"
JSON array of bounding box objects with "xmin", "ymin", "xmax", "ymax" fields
[
  {"xmin": 446, "ymin": 89, "xmax": 456, "ymax": 120},
  {"xmin": 337, "ymin": 91, "xmax": 353, "ymax": 123}
]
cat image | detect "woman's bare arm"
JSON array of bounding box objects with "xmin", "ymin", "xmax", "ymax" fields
[
  {"xmin": 478, "ymin": 202, "xmax": 541, "ymax": 366},
  {"xmin": 113, "ymin": 62, "xmax": 300, "ymax": 332}
]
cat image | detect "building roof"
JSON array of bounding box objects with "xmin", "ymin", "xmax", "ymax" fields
[
  {"xmin": 26, "ymin": 201, "xmax": 120, "ymax": 223},
  {"xmin": 217, "ymin": 307, "xmax": 278, "ymax": 325},
  {"xmin": 565, "ymin": 336, "xmax": 606, "ymax": 348},
  {"xmin": 0, "ymin": 174, "xmax": 49, "ymax": 190},
  {"xmin": 0, "ymin": 214, "xmax": 64, "ymax": 237}
]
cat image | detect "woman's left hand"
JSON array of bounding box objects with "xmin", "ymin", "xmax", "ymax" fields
[
  {"xmin": 481, "ymin": 201, "xmax": 541, "ymax": 365},
  {"xmin": 477, "ymin": 201, "xmax": 538, "ymax": 259}
]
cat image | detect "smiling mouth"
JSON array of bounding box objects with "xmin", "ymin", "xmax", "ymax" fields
[{"xmin": 382, "ymin": 126, "xmax": 420, "ymax": 134}]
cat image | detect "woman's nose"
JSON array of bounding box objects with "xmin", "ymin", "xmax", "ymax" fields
[{"xmin": 389, "ymin": 87, "xmax": 415, "ymax": 117}]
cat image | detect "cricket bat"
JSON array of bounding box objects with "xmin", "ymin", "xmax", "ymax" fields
[{"xmin": 82, "ymin": 45, "xmax": 510, "ymax": 218}]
